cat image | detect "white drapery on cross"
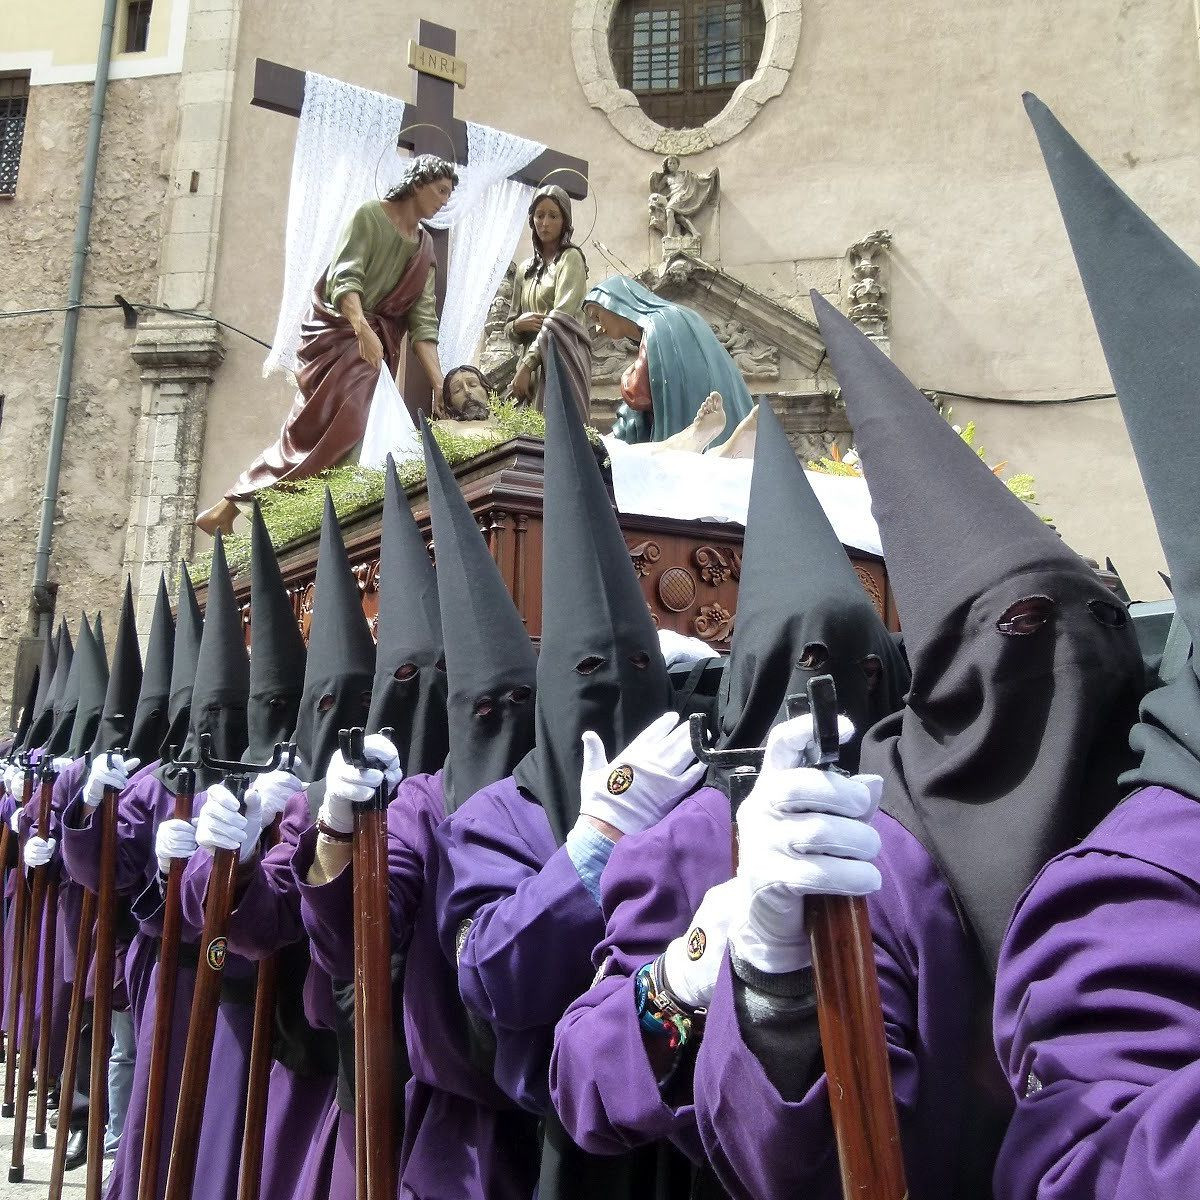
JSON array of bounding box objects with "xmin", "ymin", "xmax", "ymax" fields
[{"xmin": 263, "ymin": 71, "xmax": 545, "ymax": 382}]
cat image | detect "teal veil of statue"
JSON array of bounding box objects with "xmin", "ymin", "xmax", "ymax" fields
[{"xmin": 585, "ymin": 275, "xmax": 753, "ymax": 446}]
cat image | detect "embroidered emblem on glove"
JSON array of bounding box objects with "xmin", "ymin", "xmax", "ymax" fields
[
  {"xmin": 687, "ymin": 926, "xmax": 707, "ymax": 961},
  {"xmin": 607, "ymin": 765, "xmax": 634, "ymax": 795}
]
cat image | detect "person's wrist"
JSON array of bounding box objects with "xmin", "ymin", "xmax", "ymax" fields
[{"xmin": 582, "ymin": 813, "xmax": 624, "ymax": 842}]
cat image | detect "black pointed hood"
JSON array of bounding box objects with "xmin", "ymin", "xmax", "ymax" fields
[
  {"xmin": 67, "ymin": 612, "xmax": 110, "ymax": 758},
  {"xmin": 1025, "ymin": 93, "xmax": 1200, "ymax": 805},
  {"xmin": 294, "ymin": 492, "xmax": 376, "ymax": 810},
  {"xmin": 420, "ymin": 419, "xmax": 537, "ymax": 813},
  {"xmin": 91, "ymin": 580, "xmax": 143, "ymax": 758},
  {"xmin": 46, "ymin": 616, "xmax": 86, "ymax": 756},
  {"xmin": 366, "ymin": 456, "xmax": 449, "ymax": 776},
  {"xmin": 161, "ymin": 566, "xmax": 203, "ymax": 761},
  {"xmin": 247, "ymin": 503, "xmax": 307, "ymax": 763},
  {"xmin": 514, "ymin": 342, "xmax": 672, "ymax": 844},
  {"xmin": 128, "ymin": 574, "xmax": 175, "ymax": 765},
  {"xmin": 21, "ymin": 628, "xmax": 59, "ymax": 751},
  {"xmin": 159, "ymin": 537, "xmax": 248, "ymax": 792},
  {"xmin": 714, "ymin": 400, "xmax": 909, "ymax": 782},
  {"xmin": 813, "ymin": 290, "xmax": 1144, "ymax": 975}
]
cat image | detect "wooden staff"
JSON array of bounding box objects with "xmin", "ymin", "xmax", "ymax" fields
[
  {"xmin": 163, "ymin": 739, "xmax": 294, "ymax": 1200},
  {"xmin": 9, "ymin": 758, "xmax": 59, "ymax": 1182},
  {"xmin": 342, "ymin": 727, "xmax": 396, "ymax": 1200},
  {"xmin": 0, "ymin": 814, "xmax": 11, "ymax": 1069},
  {"xmin": 235, "ymin": 810, "xmax": 283, "ymax": 1200},
  {"xmin": 31, "ymin": 863, "xmax": 59, "ymax": 1148},
  {"xmin": 85, "ymin": 758, "xmax": 124, "ymax": 1200},
  {"xmin": 48, "ymin": 884, "xmax": 97, "ymax": 1199},
  {"xmin": 136, "ymin": 755, "xmax": 197, "ymax": 1200},
  {"xmin": 2, "ymin": 755, "xmax": 35, "ymax": 1119},
  {"xmin": 691, "ymin": 678, "xmax": 907, "ymax": 1200}
]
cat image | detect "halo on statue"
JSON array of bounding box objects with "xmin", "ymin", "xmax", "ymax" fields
[
  {"xmin": 375, "ymin": 122, "xmax": 460, "ymax": 200},
  {"xmin": 537, "ymin": 166, "xmax": 599, "ymax": 246}
]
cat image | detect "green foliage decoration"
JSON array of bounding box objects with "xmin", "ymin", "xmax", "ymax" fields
[{"xmin": 191, "ymin": 397, "xmax": 581, "ymax": 582}]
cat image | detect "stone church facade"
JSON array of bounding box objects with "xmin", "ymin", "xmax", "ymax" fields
[{"xmin": 2, "ymin": 0, "xmax": 1198, "ymax": 717}]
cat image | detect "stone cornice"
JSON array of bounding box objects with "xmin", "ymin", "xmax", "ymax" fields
[{"xmin": 130, "ymin": 316, "xmax": 226, "ymax": 382}]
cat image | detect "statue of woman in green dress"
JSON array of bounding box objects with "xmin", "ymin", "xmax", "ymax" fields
[
  {"xmin": 505, "ymin": 184, "xmax": 592, "ymax": 420},
  {"xmin": 583, "ymin": 275, "xmax": 753, "ymax": 447},
  {"xmin": 196, "ymin": 154, "xmax": 458, "ymax": 537}
]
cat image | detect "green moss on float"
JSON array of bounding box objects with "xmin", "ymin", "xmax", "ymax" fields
[{"xmin": 190, "ymin": 399, "xmax": 583, "ymax": 583}]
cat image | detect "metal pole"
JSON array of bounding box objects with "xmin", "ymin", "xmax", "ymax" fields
[{"xmin": 30, "ymin": 0, "xmax": 120, "ymax": 636}]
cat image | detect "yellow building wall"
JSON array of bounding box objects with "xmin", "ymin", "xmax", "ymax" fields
[{"xmin": 0, "ymin": 0, "xmax": 189, "ymax": 82}]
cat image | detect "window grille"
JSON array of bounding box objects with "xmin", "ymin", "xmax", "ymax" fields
[
  {"xmin": 0, "ymin": 75, "xmax": 30, "ymax": 198},
  {"xmin": 125, "ymin": 1, "xmax": 153, "ymax": 54},
  {"xmin": 612, "ymin": 0, "xmax": 765, "ymax": 129}
]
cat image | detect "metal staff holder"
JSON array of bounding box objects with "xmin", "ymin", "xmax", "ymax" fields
[
  {"xmin": 337, "ymin": 726, "xmax": 396, "ymax": 810},
  {"xmin": 197, "ymin": 734, "xmax": 297, "ymax": 799}
]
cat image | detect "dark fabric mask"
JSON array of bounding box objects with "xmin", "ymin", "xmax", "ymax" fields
[
  {"xmin": 127, "ymin": 574, "xmax": 175, "ymax": 766},
  {"xmin": 245, "ymin": 503, "xmax": 307, "ymax": 765},
  {"xmin": 45, "ymin": 617, "xmax": 84, "ymax": 757},
  {"xmin": 20, "ymin": 628, "xmax": 60, "ymax": 752},
  {"xmin": 514, "ymin": 343, "xmax": 672, "ymax": 844},
  {"xmin": 91, "ymin": 580, "xmax": 143, "ymax": 759},
  {"xmin": 160, "ymin": 537, "xmax": 249, "ymax": 793},
  {"xmin": 420, "ymin": 420, "xmax": 538, "ymax": 813},
  {"xmin": 814, "ymin": 291, "xmax": 1145, "ymax": 977},
  {"xmin": 293, "ymin": 492, "xmax": 376, "ymax": 812},
  {"xmin": 158, "ymin": 567, "xmax": 203, "ymax": 768},
  {"xmin": 1026, "ymin": 95, "xmax": 1200, "ymax": 808},
  {"xmin": 67, "ymin": 613, "xmax": 110, "ymax": 759},
  {"xmin": 366, "ymin": 458, "xmax": 449, "ymax": 777},
  {"xmin": 714, "ymin": 400, "xmax": 909, "ymax": 783}
]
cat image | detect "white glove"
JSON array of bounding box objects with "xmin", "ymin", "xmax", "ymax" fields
[
  {"xmin": 244, "ymin": 764, "xmax": 304, "ymax": 827},
  {"xmin": 657, "ymin": 629, "xmax": 720, "ymax": 671},
  {"xmin": 84, "ymin": 754, "xmax": 141, "ymax": 808},
  {"xmin": 48, "ymin": 756, "xmax": 74, "ymax": 774},
  {"xmin": 4, "ymin": 767, "xmax": 25, "ymax": 805},
  {"xmin": 661, "ymin": 877, "xmax": 748, "ymax": 1009},
  {"xmin": 155, "ymin": 818, "xmax": 198, "ymax": 875},
  {"xmin": 195, "ymin": 783, "xmax": 262, "ymax": 863},
  {"xmin": 576, "ymin": 712, "xmax": 705, "ymax": 837},
  {"xmin": 23, "ymin": 836, "xmax": 56, "ymax": 870},
  {"xmin": 731, "ymin": 714, "xmax": 884, "ymax": 975},
  {"xmin": 318, "ymin": 735, "xmax": 402, "ymax": 836},
  {"xmin": 9, "ymin": 807, "xmax": 21, "ymax": 834}
]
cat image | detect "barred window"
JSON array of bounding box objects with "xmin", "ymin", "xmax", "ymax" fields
[
  {"xmin": 612, "ymin": 0, "xmax": 765, "ymax": 129},
  {"xmin": 125, "ymin": 1, "xmax": 153, "ymax": 54},
  {"xmin": 0, "ymin": 75, "xmax": 30, "ymax": 198}
]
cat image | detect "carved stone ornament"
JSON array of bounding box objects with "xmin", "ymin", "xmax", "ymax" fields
[
  {"xmin": 572, "ymin": 0, "xmax": 803, "ymax": 154},
  {"xmin": 710, "ymin": 320, "xmax": 778, "ymax": 379},
  {"xmin": 845, "ymin": 230, "xmax": 892, "ymax": 343}
]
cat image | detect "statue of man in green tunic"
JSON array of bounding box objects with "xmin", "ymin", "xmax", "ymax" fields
[{"xmin": 196, "ymin": 154, "xmax": 458, "ymax": 537}]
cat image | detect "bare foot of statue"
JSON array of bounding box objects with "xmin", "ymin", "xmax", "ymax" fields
[
  {"xmin": 651, "ymin": 391, "xmax": 726, "ymax": 455},
  {"xmin": 705, "ymin": 403, "xmax": 759, "ymax": 460},
  {"xmin": 195, "ymin": 498, "xmax": 240, "ymax": 537}
]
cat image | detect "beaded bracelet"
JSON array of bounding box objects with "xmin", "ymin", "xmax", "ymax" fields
[{"xmin": 634, "ymin": 961, "xmax": 694, "ymax": 1050}]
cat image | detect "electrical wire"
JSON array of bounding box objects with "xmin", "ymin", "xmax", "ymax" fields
[{"xmin": 0, "ymin": 299, "xmax": 271, "ymax": 348}]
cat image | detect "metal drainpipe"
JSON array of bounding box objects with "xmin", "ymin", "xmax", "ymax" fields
[{"xmin": 30, "ymin": 0, "xmax": 119, "ymax": 636}]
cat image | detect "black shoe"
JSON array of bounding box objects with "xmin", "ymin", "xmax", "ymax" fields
[
  {"xmin": 65, "ymin": 1125, "xmax": 87, "ymax": 1172},
  {"xmin": 48, "ymin": 1082, "xmax": 60, "ymax": 1110}
]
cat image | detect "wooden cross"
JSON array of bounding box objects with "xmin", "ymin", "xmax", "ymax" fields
[{"xmin": 251, "ymin": 19, "xmax": 589, "ymax": 414}]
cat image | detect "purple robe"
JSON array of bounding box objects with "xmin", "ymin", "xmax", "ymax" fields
[
  {"xmin": 993, "ymin": 785, "xmax": 1200, "ymax": 1200},
  {"xmin": 435, "ymin": 775, "xmax": 607, "ymax": 1117},
  {"xmin": 180, "ymin": 785, "xmax": 335, "ymax": 1200},
  {"xmin": 550, "ymin": 786, "xmax": 731, "ymax": 1164},
  {"xmin": 64, "ymin": 771, "xmax": 254, "ymax": 1200},
  {"xmin": 298, "ymin": 770, "xmax": 539, "ymax": 1200},
  {"xmin": 692, "ymin": 811, "xmax": 983, "ymax": 1200}
]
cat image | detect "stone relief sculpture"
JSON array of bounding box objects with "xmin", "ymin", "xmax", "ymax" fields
[
  {"xmin": 649, "ymin": 156, "xmax": 720, "ymax": 256},
  {"xmin": 710, "ymin": 319, "xmax": 779, "ymax": 379},
  {"xmin": 846, "ymin": 229, "xmax": 893, "ymax": 342}
]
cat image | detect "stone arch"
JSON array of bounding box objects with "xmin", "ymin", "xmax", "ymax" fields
[{"xmin": 571, "ymin": 0, "xmax": 801, "ymax": 155}]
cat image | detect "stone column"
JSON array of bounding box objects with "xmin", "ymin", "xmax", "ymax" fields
[
  {"xmin": 124, "ymin": 318, "xmax": 224, "ymax": 629},
  {"xmin": 123, "ymin": 0, "xmax": 241, "ymax": 621}
]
